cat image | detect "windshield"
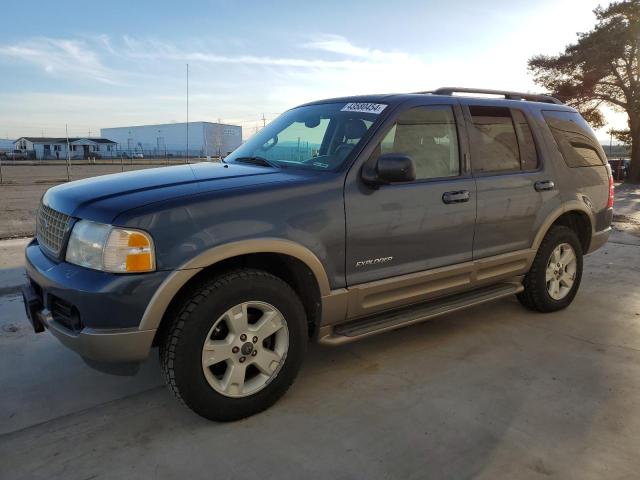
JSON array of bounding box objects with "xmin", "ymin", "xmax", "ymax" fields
[{"xmin": 226, "ymin": 102, "xmax": 386, "ymax": 170}]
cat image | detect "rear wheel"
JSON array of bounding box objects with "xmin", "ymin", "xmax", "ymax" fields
[
  {"xmin": 160, "ymin": 269, "xmax": 307, "ymax": 421},
  {"xmin": 517, "ymin": 226, "xmax": 583, "ymax": 312}
]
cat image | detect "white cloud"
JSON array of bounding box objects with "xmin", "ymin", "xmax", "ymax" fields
[
  {"xmin": 0, "ymin": 37, "xmax": 123, "ymax": 85},
  {"xmin": 0, "ymin": 31, "xmax": 625, "ymax": 140},
  {"xmin": 303, "ymin": 34, "xmax": 373, "ymax": 58},
  {"xmin": 302, "ymin": 34, "xmax": 414, "ymax": 63}
]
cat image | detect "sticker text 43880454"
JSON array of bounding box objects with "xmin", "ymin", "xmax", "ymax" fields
[{"xmin": 340, "ymin": 103, "xmax": 387, "ymax": 114}]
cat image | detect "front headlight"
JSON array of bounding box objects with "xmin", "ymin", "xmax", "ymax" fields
[{"xmin": 65, "ymin": 220, "xmax": 155, "ymax": 273}]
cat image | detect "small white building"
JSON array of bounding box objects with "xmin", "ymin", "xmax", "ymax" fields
[
  {"xmin": 101, "ymin": 121, "xmax": 242, "ymax": 157},
  {"xmin": 14, "ymin": 137, "xmax": 117, "ymax": 160}
]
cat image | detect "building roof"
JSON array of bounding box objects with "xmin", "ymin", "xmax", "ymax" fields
[
  {"xmin": 87, "ymin": 138, "xmax": 117, "ymax": 144},
  {"xmin": 15, "ymin": 137, "xmax": 116, "ymax": 144}
]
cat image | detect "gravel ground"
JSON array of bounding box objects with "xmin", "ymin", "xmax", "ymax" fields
[
  {"xmin": 1, "ymin": 165, "xmax": 639, "ymax": 240},
  {"xmin": 0, "ymin": 163, "xmax": 192, "ymax": 238}
]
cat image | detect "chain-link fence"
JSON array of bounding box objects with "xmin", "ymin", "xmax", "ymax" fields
[
  {"xmin": 0, "ymin": 160, "xmax": 229, "ymax": 238},
  {"xmin": 0, "ymin": 155, "xmax": 225, "ymax": 185}
]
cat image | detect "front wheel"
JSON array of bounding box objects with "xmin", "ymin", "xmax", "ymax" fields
[
  {"xmin": 160, "ymin": 269, "xmax": 307, "ymax": 421},
  {"xmin": 517, "ymin": 226, "xmax": 583, "ymax": 312}
]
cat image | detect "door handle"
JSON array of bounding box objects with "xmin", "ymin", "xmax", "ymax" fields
[
  {"xmin": 442, "ymin": 190, "xmax": 470, "ymax": 204},
  {"xmin": 534, "ymin": 180, "xmax": 555, "ymax": 192}
]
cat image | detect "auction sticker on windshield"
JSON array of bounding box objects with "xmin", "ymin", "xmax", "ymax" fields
[{"xmin": 341, "ymin": 103, "xmax": 387, "ymax": 114}]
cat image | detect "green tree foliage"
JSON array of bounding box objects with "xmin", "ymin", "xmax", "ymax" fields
[{"xmin": 528, "ymin": 1, "xmax": 640, "ymax": 182}]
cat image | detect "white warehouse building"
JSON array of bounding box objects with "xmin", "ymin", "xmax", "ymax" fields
[{"xmin": 101, "ymin": 122, "xmax": 242, "ymax": 157}]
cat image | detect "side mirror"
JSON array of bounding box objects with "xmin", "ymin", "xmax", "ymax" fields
[{"xmin": 362, "ymin": 153, "xmax": 416, "ymax": 185}]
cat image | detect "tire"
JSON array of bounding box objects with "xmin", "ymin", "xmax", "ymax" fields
[
  {"xmin": 159, "ymin": 269, "xmax": 307, "ymax": 422},
  {"xmin": 517, "ymin": 226, "xmax": 583, "ymax": 313}
]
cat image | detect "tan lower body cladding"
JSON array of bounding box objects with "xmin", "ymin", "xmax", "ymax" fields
[{"xmin": 320, "ymin": 248, "xmax": 535, "ymax": 326}]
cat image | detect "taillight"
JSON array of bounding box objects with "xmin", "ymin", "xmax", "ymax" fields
[{"xmin": 607, "ymin": 175, "xmax": 614, "ymax": 209}]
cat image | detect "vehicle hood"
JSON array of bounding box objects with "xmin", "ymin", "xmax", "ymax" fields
[{"xmin": 42, "ymin": 163, "xmax": 298, "ymax": 224}]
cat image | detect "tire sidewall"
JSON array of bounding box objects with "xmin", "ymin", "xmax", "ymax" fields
[{"xmin": 172, "ymin": 272, "xmax": 307, "ymax": 421}]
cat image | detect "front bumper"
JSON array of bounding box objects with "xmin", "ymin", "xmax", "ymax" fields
[
  {"xmin": 23, "ymin": 239, "xmax": 170, "ymax": 366},
  {"xmin": 22, "ymin": 285, "xmax": 155, "ymax": 363}
]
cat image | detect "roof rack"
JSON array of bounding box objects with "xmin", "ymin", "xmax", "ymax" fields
[{"xmin": 420, "ymin": 87, "xmax": 563, "ymax": 105}]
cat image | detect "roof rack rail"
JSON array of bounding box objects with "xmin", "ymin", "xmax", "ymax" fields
[{"xmin": 419, "ymin": 87, "xmax": 563, "ymax": 105}]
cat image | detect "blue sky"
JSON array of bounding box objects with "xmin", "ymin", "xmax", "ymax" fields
[{"xmin": 0, "ymin": 0, "xmax": 624, "ymax": 140}]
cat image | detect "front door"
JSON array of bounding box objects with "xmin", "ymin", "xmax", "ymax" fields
[{"xmin": 345, "ymin": 103, "xmax": 476, "ymax": 291}]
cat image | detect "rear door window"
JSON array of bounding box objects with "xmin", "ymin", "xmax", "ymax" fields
[
  {"xmin": 542, "ymin": 110, "xmax": 604, "ymax": 167},
  {"xmin": 467, "ymin": 106, "xmax": 538, "ymax": 173},
  {"xmin": 512, "ymin": 110, "xmax": 538, "ymax": 170}
]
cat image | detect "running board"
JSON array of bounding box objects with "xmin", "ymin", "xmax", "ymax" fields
[{"xmin": 319, "ymin": 282, "xmax": 523, "ymax": 346}]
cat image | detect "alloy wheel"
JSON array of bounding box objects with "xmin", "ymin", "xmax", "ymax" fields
[
  {"xmin": 545, "ymin": 243, "xmax": 577, "ymax": 300},
  {"xmin": 201, "ymin": 301, "xmax": 289, "ymax": 398}
]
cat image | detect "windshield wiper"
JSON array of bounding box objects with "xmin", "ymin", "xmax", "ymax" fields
[{"xmin": 232, "ymin": 156, "xmax": 280, "ymax": 169}]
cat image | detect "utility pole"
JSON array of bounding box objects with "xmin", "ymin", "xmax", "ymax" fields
[
  {"xmin": 262, "ymin": 113, "xmax": 266, "ymax": 129},
  {"xmin": 65, "ymin": 124, "xmax": 71, "ymax": 182},
  {"xmin": 186, "ymin": 63, "xmax": 189, "ymax": 164}
]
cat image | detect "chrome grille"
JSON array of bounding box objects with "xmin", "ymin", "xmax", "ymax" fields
[{"xmin": 37, "ymin": 204, "xmax": 71, "ymax": 256}]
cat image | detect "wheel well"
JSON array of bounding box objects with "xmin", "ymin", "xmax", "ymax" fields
[
  {"xmin": 550, "ymin": 211, "xmax": 591, "ymax": 253},
  {"xmin": 153, "ymin": 253, "xmax": 322, "ymax": 347}
]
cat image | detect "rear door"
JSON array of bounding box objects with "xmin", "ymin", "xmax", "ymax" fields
[
  {"xmin": 344, "ymin": 101, "xmax": 476, "ymax": 286},
  {"xmin": 461, "ymin": 101, "xmax": 560, "ymax": 258}
]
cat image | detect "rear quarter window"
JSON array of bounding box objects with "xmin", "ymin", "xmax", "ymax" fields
[{"xmin": 542, "ymin": 110, "xmax": 605, "ymax": 167}]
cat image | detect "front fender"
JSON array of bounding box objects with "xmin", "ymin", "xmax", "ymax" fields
[{"xmin": 137, "ymin": 238, "xmax": 332, "ymax": 332}]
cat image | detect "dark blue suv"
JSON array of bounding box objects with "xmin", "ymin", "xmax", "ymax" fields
[{"xmin": 22, "ymin": 88, "xmax": 613, "ymax": 421}]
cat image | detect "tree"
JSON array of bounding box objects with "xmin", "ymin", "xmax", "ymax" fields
[
  {"xmin": 528, "ymin": 1, "xmax": 640, "ymax": 182},
  {"xmin": 611, "ymin": 128, "xmax": 632, "ymax": 146}
]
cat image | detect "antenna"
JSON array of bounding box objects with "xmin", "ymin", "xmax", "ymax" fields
[{"xmin": 186, "ymin": 63, "xmax": 189, "ymax": 163}]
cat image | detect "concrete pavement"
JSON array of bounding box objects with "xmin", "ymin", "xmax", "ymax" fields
[
  {"xmin": 0, "ymin": 238, "xmax": 29, "ymax": 295},
  {"xmin": 613, "ymin": 182, "xmax": 640, "ymax": 223},
  {"xmin": 0, "ymin": 239, "xmax": 639, "ymax": 479}
]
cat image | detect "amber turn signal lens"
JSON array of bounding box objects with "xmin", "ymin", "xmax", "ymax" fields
[
  {"xmin": 126, "ymin": 252, "xmax": 153, "ymax": 271},
  {"xmin": 103, "ymin": 228, "xmax": 155, "ymax": 273}
]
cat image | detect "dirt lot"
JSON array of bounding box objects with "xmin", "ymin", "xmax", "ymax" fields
[
  {"xmin": 2, "ymin": 163, "xmax": 640, "ymax": 241},
  {"xmin": 0, "ymin": 162, "xmax": 190, "ymax": 238}
]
